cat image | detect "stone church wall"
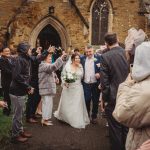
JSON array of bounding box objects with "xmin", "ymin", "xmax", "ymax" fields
[{"xmin": 0, "ymin": 0, "xmax": 148, "ymax": 51}]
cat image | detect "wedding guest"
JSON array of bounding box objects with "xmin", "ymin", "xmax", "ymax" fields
[
  {"xmin": 81, "ymin": 45, "xmax": 101, "ymax": 124},
  {"xmin": 38, "ymin": 50, "xmax": 66, "ymax": 126},
  {"xmin": 26, "ymin": 47, "xmax": 42, "ymax": 123},
  {"xmin": 0, "ymin": 47, "xmax": 14, "ymax": 116},
  {"xmin": 101, "ymin": 33, "xmax": 129, "ymax": 150},
  {"xmin": 0, "ymin": 51, "xmax": 2, "ymax": 97},
  {"xmin": 74, "ymin": 48, "xmax": 80, "ymax": 55},
  {"xmin": 74, "ymin": 48, "xmax": 84, "ymax": 58},
  {"xmin": 113, "ymin": 41, "xmax": 150, "ymax": 150},
  {"xmin": 0, "ymin": 71, "xmax": 3, "ymax": 97},
  {"xmin": 10, "ymin": 42, "xmax": 34, "ymax": 143},
  {"xmin": 125, "ymin": 28, "xmax": 145, "ymax": 64}
]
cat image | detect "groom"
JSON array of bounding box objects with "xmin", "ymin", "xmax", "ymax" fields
[{"xmin": 81, "ymin": 45, "xmax": 101, "ymax": 124}]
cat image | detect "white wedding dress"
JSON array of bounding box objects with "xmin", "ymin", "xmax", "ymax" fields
[{"xmin": 54, "ymin": 64, "xmax": 90, "ymax": 129}]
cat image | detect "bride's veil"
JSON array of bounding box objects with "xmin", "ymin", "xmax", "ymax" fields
[
  {"xmin": 65, "ymin": 56, "xmax": 72, "ymax": 68},
  {"xmin": 61, "ymin": 55, "xmax": 72, "ymax": 84}
]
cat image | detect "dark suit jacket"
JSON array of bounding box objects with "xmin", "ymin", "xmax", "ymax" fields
[
  {"xmin": 80, "ymin": 54, "xmax": 101, "ymax": 84},
  {"xmin": 100, "ymin": 46, "xmax": 129, "ymax": 110}
]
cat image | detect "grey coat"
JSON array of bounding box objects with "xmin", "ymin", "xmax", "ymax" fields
[{"xmin": 38, "ymin": 58, "xmax": 63, "ymax": 96}]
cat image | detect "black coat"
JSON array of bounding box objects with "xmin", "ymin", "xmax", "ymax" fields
[
  {"xmin": 10, "ymin": 54, "xmax": 32, "ymax": 96},
  {"xmin": 101, "ymin": 46, "xmax": 129, "ymax": 111},
  {"xmin": 0, "ymin": 56, "xmax": 14, "ymax": 88},
  {"xmin": 29, "ymin": 55, "xmax": 41, "ymax": 88}
]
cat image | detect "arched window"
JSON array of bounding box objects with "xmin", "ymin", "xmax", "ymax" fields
[{"xmin": 92, "ymin": 0, "xmax": 109, "ymax": 45}]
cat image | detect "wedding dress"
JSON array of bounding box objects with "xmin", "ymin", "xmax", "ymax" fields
[{"xmin": 54, "ymin": 64, "xmax": 90, "ymax": 129}]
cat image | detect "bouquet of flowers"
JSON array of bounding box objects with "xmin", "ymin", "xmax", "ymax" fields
[{"xmin": 62, "ymin": 71, "xmax": 77, "ymax": 83}]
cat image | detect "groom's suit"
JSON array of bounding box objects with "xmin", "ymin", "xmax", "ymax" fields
[{"xmin": 81, "ymin": 54, "xmax": 101, "ymax": 119}]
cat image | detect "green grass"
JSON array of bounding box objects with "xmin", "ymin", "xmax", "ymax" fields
[{"xmin": 0, "ymin": 105, "xmax": 11, "ymax": 141}]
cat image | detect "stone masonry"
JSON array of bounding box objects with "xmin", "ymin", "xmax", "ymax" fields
[{"xmin": 0, "ymin": 0, "xmax": 149, "ymax": 51}]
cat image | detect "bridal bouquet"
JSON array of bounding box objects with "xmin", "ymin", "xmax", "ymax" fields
[{"xmin": 62, "ymin": 71, "xmax": 77, "ymax": 83}]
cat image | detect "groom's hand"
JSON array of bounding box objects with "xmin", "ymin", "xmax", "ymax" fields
[{"xmin": 95, "ymin": 73, "xmax": 100, "ymax": 79}]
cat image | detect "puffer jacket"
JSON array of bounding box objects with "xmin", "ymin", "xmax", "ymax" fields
[
  {"xmin": 38, "ymin": 58, "xmax": 63, "ymax": 96},
  {"xmin": 113, "ymin": 76, "xmax": 150, "ymax": 150}
]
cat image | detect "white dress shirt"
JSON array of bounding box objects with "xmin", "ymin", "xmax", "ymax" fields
[{"xmin": 84, "ymin": 56, "xmax": 97, "ymax": 83}]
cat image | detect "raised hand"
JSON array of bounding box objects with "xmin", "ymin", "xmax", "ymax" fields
[
  {"xmin": 0, "ymin": 101, "xmax": 8, "ymax": 108},
  {"xmin": 36, "ymin": 47, "xmax": 42, "ymax": 55},
  {"xmin": 28, "ymin": 87, "xmax": 34, "ymax": 95},
  {"xmin": 48, "ymin": 45, "xmax": 55, "ymax": 53},
  {"xmin": 61, "ymin": 52, "xmax": 68, "ymax": 61}
]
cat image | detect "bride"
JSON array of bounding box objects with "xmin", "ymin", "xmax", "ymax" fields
[{"xmin": 54, "ymin": 53, "xmax": 90, "ymax": 128}]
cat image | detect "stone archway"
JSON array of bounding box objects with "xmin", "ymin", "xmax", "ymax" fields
[{"xmin": 29, "ymin": 16, "xmax": 70, "ymax": 49}]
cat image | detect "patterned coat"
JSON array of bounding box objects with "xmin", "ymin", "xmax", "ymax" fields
[{"xmin": 38, "ymin": 58, "xmax": 63, "ymax": 96}]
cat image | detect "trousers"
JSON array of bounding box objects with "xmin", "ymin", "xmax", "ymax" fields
[
  {"xmin": 10, "ymin": 94, "xmax": 26, "ymax": 137},
  {"xmin": 41, "ymin": 95, "xmax": 53, "ymax": 120}
]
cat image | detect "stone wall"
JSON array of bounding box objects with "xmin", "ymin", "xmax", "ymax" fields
[
  {"xmin": 111, "ymin": 0, "xmax": 145, "ymax": 42},
  {"xmin": 0, "ymin": 0, "xmax": 148, "ymax": 51},
  {"xmin": 0, "ymin": 0, "xmax": 21, "ymax": 47}
]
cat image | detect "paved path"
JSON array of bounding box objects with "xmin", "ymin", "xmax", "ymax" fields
[{"xmin": 1, "ymin": 87, "xmax": 110, "ymax": 150}]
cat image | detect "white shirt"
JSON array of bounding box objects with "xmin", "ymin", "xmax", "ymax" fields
[{"xmin": 84, "ymin": 56, "xmax": 97, "ymax": 83}]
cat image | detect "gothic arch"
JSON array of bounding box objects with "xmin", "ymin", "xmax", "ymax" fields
[
  {"xmin": 29, "ymin": 16, "xmax": 70, "ymax": 49},
  {"xmin": 89, "ymin": 0, "xmax": 113, "ymax": 45}
]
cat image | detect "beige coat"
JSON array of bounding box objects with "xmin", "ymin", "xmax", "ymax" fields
[
  {"xmin": 126, "ymin": 128, "xmax": 150, "ymax": 150},
  {"xmin": 113, "ymin": 77, "xmax": 150, "ymax": 150},
  {"xmin": 38, "ymin": 58, "xmax": 63, "ymax": 96}
]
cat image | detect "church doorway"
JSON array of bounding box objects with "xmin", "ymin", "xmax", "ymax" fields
[
  {"xmin": 37, "ymin": 24, "xmax": 61, "ymax": 50},
  {"xmin": 29, "ymin": 16, "xmax": 70, "ymax": 50}
]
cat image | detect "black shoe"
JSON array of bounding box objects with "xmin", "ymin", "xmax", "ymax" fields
[{"xmin": 90, "ymin": 118, "xmax": 98, "ymax": 124}]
